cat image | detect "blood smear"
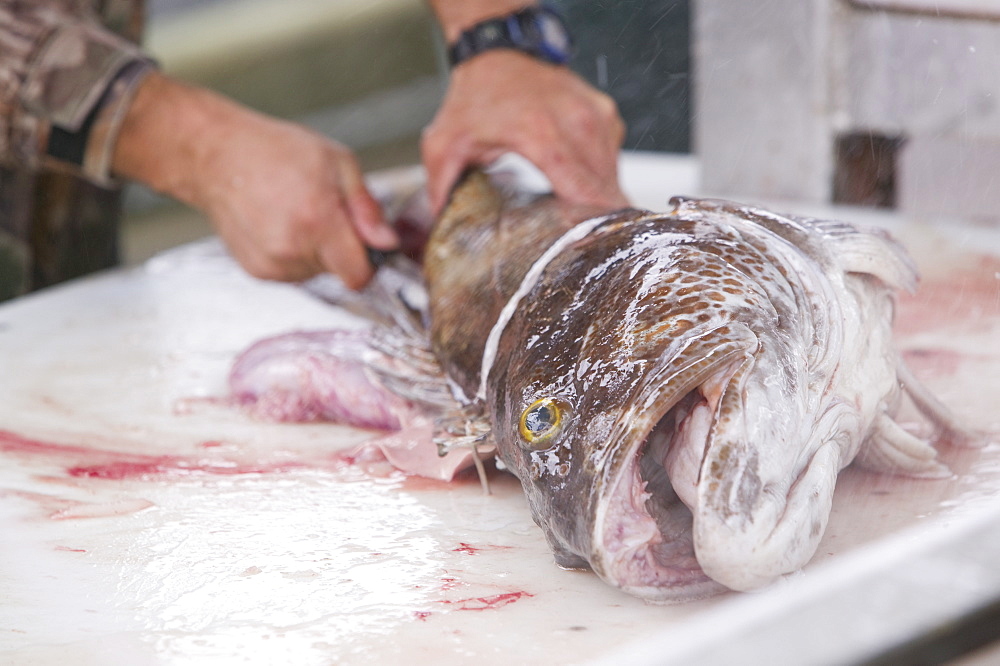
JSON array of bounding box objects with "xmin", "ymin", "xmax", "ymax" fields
[
  {"xmin": 439, "ymin": 591, "xmax": 533, "ymax": 611},
  {"xmin": 0, "ymin": 429, "xmax": 311, "ymax": 481}
]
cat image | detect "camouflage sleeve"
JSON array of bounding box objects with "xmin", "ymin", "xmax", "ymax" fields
[{"xmin": 0, "ymin": 1, "xmax": 156, "ymax": 186}]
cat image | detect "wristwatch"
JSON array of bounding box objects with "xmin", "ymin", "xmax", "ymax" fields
[{"xmin": 447, "ymin": 4, "xmax": 574, "ymax": 67}]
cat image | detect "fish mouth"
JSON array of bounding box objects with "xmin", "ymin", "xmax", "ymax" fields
[{"xmin": 589, "ymin": 357, "xmax": 745, "ymax": 603}]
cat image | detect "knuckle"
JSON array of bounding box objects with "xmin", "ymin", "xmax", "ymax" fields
[
  {"xmin": 595, "ymin": 91, "xmax": 621, "ymax": 119},
  {"xmin": 340, "ymin": 271, "xmax": 367, "ymax": 291},
  {"xmin": 420, "ymin": 122, "xmax": 447, "ymax": 155},
  {"xmin": 244, "ymin": 258, "xmax": 284, "ymax": 282},
  {"xmin": 262, "ymin": 230, "xmax": 307, "ymax": 269}
]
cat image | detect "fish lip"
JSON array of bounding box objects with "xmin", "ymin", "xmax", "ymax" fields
[
  {"xmin": 589, "ymin": 420, "xmax": 722, "ymax": 602},
  {"xmin": 587, "ymin": 351, "xmax": 747, "ymax": 602}
]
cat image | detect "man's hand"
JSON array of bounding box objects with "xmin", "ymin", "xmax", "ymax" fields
[
  {"xmin": 113, "ymin": 72, "xmax": 397, "ymax": 289},
  {"xmin": 422, "ymin": 1, "xmax": 628, "ymax": 213}
]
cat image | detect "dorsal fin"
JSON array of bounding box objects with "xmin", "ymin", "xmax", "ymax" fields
[{"xmin": 674, "ymin": 198, "xmax": 920, "ymax": 293}]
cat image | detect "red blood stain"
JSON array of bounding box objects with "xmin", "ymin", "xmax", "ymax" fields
[
  {"xmin": 54, "ymin": 546, "xmax": 86, "ymax": 553},
  {"xmin": 66, "ymin": 460, "xmax": 306, "ymax": 480},
  {"xmin": 438, "ymin": 591, "xmax": 532, "ymax": 611},
  {"xmin": 0, "ymin": 428, "xmax": 477, "ymax": 485},
  {"xmin": 67, "ymin": 460, "xmax": 179, "ymax": 480},
  {"xmin": 413, "ymin": 611, "xmax": 432, "ymax": 621},
  {"xmin": 0, "ymin": 429, "xmax": 310, "ymax": 481},
  {"xmin": 0, "ymin": 429, "xmax": 99, "ymax": 458},
  {"xmin": 451, "ymin": 542, "xmax": 514, "ymax": 555}
]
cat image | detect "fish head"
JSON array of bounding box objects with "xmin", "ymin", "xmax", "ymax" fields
[{"xmin": 486, "ymin": 210, "xmax": 767, "ymax": 602}]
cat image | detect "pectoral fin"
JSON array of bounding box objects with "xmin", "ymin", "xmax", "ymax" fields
[
  {"xmin": 817, "ymin": 220, "xmax": 919, "ymax": 293},
  {"xmin": 855, "ymin": 412, "xmax": 951, "ymax": 479},
  {"xmin": 897, "ymin": 360, "xmax": 985, "ymax": 449}
]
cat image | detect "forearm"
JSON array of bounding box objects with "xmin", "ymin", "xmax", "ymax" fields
[
  {"xmin": 425, "ymin": 0, "xmax": 537, "ymax": 41},
  {"xmin": 112, "ymin": 71, "xmax": 395, "ymax": 287},
  {"xmin": 112, "ymin": 71, "xmax": 230, "ymax": 207},
  {"xmin": 0, "ymin": 1, "xmax": 154, "ymax": 184}
]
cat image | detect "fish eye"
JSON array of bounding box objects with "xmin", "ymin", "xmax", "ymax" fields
[{"xmin": 519, "ymin": 398, "xmax": 563, "ymax": 447}]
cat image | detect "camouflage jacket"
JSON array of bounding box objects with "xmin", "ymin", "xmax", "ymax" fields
[{"xmin": 0, "ymin": 0, "xmax": 156, "ymax": 300}]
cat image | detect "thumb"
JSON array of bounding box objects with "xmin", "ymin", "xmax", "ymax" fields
[
  {"xmin": 422, "ymin": 138, "xmax": 475, "ymax": 216},
  {"xmin": 342, "ymin": 168, "xmax": 398, "ymax": 251}
]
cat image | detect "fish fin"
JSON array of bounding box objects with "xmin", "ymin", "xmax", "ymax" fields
[
  {"xmin": 344, "ymin": 356, "xmax": 496, "ymax": 488},
  {"xmin": 307, "ymin": 257, "xmax": 459, "ymax": 411},
  {"xmin": 364, "ymin": 325, "xmax": 456, "ymax": 409},
  {"xmin": 304, "ymin": 254, "xmax": 429, "ymax": 332},
  {"xmin": 855, "ymin": 412, "xmax": 952, "ymax": 479},
  {"xmin": 362, "ymin": 306, "xmax": 497, "ymax": 492},
  {"xmin": 303, "ymin": 258, "xmax": 498, "ymax": 487},
  {"xmin": 897, "ymin": 359, "xmax": 986, "ymax": 449},
  {"xmin": 767, "ymin": 208, "xmax": 919, "ymax": 293},
  {"xmin": 427, "ymin": 409, "xmax": 495, "ymax": 494},
  {"xmin": 818, "ymin": 221, "xmax": 919, "ymax": 293},
  {"xmin": 673, "ymin": 198, "xmax": 919, "ymax": 292},
  {"xmin": 347, "ymin": 421, "xmax": 490, "ymax": 483}
]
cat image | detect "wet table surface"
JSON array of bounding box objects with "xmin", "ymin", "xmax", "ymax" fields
[{"xmin": 2, "ymin": 154, "xmax": 1000, "ymax": 665}]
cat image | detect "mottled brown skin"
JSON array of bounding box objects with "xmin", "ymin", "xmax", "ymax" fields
[{"xmin": 424, "ymin": 171, "xmax": 609, "ymax": 399}]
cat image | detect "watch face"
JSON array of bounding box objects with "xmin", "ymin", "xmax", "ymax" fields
[
  {"xmin": 537, "ymin": 13, "xmax": 572, "ymax": 55},
  {"xmin": 480, "ymin": 23, "xmax": 504, "ymax": 47}
]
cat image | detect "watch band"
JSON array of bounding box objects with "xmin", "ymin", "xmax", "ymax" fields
[{"xmin": 448, "ymin": 4, "xmax": 573, "ymax": 67}]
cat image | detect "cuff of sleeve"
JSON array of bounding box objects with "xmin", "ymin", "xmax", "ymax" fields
[
  {"xmin": 22, "ymin": 20, "xmax": 157, "ymax": 186},
  {"xmin": 84, "ymin": 59, "xmax": 155, "ymax": 186},
  {"xmin": 43, "ymin": 58, "xmax": 156, "ymax": 187}
]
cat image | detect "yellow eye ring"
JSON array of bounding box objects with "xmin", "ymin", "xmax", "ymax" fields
[{"xmin": 519, "ymin": 397, "xmax": 563, "ymax": 446}]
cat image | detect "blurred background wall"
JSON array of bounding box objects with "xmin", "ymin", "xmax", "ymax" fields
[
  {"xmin": 129, "ymin": 0, "xmax": 999, "ymax": 262},
  {"xmin": 696, "ymin": 0, "xmax": 1000, "ymax": 222}
]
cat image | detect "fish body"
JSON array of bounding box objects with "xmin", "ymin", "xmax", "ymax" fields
[
  {"xmin": 231, "ymin": 171, "xmax": 970, "ymax": 602},
  {"xmin": 421, "ymin": 172, "xmax": 965, "ymax": 601}
]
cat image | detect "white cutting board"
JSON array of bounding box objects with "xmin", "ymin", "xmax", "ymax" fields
[{"xmin": 1, "ymin": 154, "xmax": 999, "ymax": 665}]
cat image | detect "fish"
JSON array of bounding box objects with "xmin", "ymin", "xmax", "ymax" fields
[{"xmin": 229, "ymin": 169, "xmax": 976, "ymax": 602}]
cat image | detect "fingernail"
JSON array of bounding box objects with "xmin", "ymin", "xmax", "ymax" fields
[{"xmin": 370, "ymin": 221, "xmax": 399, "ymax": 247}]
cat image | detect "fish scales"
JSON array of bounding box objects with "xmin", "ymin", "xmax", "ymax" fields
[{"xmin": 425, "ymin": 172, "xmax": 609, "ymax": 401}]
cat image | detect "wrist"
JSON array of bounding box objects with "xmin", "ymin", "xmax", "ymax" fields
[
  {"xmin": 112, "ymin": 72, "xmax": 233, "ymax": 208},
  {"xmin": 444, "ymin": 4, "xmax": 573, "ymax": 68},
  {"xmin": 429, "ymin": 0, "xmax": 537, "ymax": 42}
]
